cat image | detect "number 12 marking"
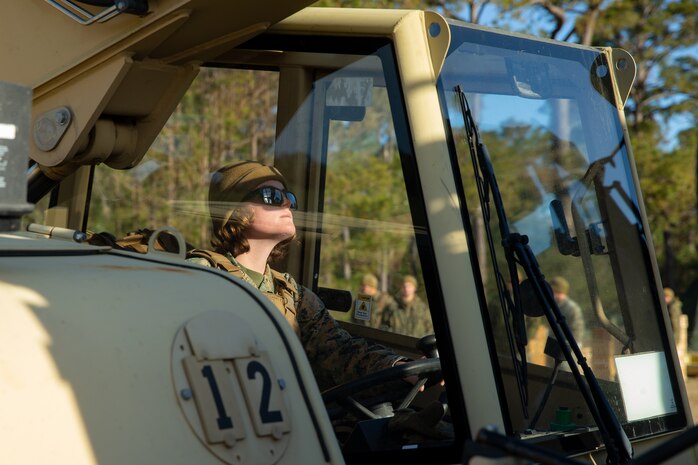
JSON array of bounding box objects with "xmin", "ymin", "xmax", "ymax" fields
[
  {"xmin": 247, "ymin": 360, "xmax": 284, "ymax": 424},
  {"xmin": 201, "ymin": 365, "xmax": 234, "ymax": 430},
  {"xmin": 200, "ymin": 360, "xmax": 284, "ymax": 431}
]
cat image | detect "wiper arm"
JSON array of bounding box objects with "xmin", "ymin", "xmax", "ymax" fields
[
  {"xmin": 457, "ymin": 87, "xmax": 529, "ymax": 417},
  {"xmin": 455, "ymin": 86, "xmax": 633, "ymax": 465}
]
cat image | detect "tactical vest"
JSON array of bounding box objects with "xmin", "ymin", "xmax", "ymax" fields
[
  {"xmin": 87, "ymin": 230, "xmax": 301, "ymax": 335},
  {"xmin": 88, "ymin": 228, "xmax": 193, "ymax": 254},
  {"xmin": 188, "ymin": 249, "xmax": 301, "ymax": 335}
]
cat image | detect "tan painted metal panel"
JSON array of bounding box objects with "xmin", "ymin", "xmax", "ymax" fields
[
  {"xmin": 389, "ymin": 11, "xmax": 506, "ymax": 436},
  {"xmin": 0, "ymin": 0, "xmax": 316, "ymax": 88},
  {"xmin": 0, "ymin": 234, "xmax": 342, "ymax": 465}
]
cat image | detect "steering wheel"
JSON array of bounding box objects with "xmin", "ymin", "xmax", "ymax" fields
[{"xmin": 322, "ymin": 358, "xmax": 442, "ymax": 420}]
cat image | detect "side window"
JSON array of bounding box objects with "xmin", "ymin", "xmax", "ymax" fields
[
  {"xmin": 87, "ymin": 68, "xmax": 279, "ymax": 248},
  {"xmin": 86, "ymin": 56, "xmax": 435, "ymax": 341},
  {"xmin": 315, "ymin": 70, "xmax": 433, "ymax": 339}
]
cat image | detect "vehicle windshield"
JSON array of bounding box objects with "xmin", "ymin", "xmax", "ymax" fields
[{"xmin": 438, "ymin": 23, "xmax": 686, "ymax": 450}]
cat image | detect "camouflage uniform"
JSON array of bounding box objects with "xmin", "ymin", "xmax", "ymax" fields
[
  {"xmin": 556, "ymin": 296, "xmax": 586, "ymax": 344},
  {"xmin": 381, "ymin": 295, "xmax": 433, "ymax": 337},
  {"xmin": 370, "ymin": 291, "xmax": 397, "ymax": 329},
  {"xmin": 550, "ymin": 277, "xmax": 586, "ymax": 346},
  {"xmin": 189, "ymin": 253, "xmax": 404, "ymax": 391}
]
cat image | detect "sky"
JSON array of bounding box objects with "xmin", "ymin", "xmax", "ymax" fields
[{"xmin": 457, "ymin": 2, "xmax": 696, "ymax": 151}]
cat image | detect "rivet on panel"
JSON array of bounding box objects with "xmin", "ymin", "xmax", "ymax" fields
[
  {"xmin": 55, "ymin": 109, "xmax": 70, "ymax": 126},
  {"xmin": 278, "ymin": 378, "xmax": 286, "ymax": 390},
  {"xmin": 223, "ymin": 432, "xmax": 237, "ymax": 448},
  {"xmin": 180, "ymin": 388, "xmax": 193, "ymax": 400},
  {"xmin": 271, "ymin": 425, "xmax": 284, "ymax": 440},
  {"xmin": 248, "ymin": 345, "xmax": 259, "ymax": 357}
]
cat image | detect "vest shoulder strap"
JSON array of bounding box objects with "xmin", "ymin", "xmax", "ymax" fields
[
  {"xmin": 188, "ymin": 250, "xmax": 299, "ymax": 312},
  {"xmin": 269, "ymin": 268, "xmax": 299, "ymax": 299},
  {"xmin": 187, "ymin": 249, "xmax": 238, "ymax": 273}
]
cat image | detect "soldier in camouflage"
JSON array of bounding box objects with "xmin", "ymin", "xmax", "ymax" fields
[
  {"xmin": 381, "ymin": 275, "xmax": 433, "ymax": 337},
  {"xmin": 664, "ymin": 287, "xmax": 683, "ymax": 336},
  {"xmin": 550, "ymin": 276, "xmax": 586, "ymax": 346},
  {"xmin": 191, "ymin": 160, "xmax": 407, "ymax": 391}
]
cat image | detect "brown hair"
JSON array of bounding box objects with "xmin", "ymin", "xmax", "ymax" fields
[{"xmin": 211, "ymin": 205, "xmax": 292, "ymax": 262}]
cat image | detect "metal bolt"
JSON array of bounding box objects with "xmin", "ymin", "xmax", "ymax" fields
[
  {"xmin": 180, "ymin": 388, "xmax": 193, "ymax": 400},
  {"xmin": 223, "ymin": 433, "xmax": 236, "ymax": 448},
  {"xmin": 55, "ymin": 109, "xmax": 69, "ymax": 126},
  {"xmin": 73, "ymin": 231, "xmax": 88, "ymax": 243},
  {"xmin": 278, "ymin": 378, "xmax": 286, "ymax": 390}
]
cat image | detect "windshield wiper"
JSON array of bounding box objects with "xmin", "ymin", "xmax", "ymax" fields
[
  {"xmin": 455, "ymin": 85, "xmax": 633, "ymax": 465},
  {"xmin": 458, "ymin": 89, "xmax": 529, "ymax": 419}
]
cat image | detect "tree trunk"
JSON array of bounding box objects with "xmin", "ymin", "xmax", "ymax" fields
[
  {"xmin": 663, "ymin": 229, "xmax": 676, "ymax": 289},
  {"xmin": 381, "ymin": 248, "xmax": 390, "ymax": 293},
  {"xmin": 342, "ymin": 225, "xmax": 351, "ymax": 280}
]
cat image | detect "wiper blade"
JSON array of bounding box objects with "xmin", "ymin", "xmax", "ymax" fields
[
  {"xmin": 456, "ymin": 86, "xmax": 529, "ymax": 416},
  {"xmin": 455, "ymin": 86, "xmax": 633, "ymax": 464}
]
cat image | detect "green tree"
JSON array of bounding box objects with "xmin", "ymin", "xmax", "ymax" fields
[
  {"xmin": 89, "ymin": 68, "xmax": 279, "ymax": 247},
  {"xmin": 591, "ymin": 1, "xmax": 698, "ymax": 293},
  {"xmin": 313, "ymin": 0, "xmax": 494, "ymax": 23},
  {"xmin": 500, "ymin": 0, "xmax": 697, "ymax": 293},
  {"xmin": 635, "ymin": 128, "xmax": 697, "ymax": 290}
]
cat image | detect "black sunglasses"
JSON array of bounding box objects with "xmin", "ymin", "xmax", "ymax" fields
[{"xmin": 242, "ymin": 186, "xmax": 297, "ymax": 210}]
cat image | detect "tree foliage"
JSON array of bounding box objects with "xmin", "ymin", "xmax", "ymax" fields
[
  {"xmin": 489, "ymin": 0, "xmax": 697, "ymax": 296},
  {"xmin": 89, "ymin": 68, "xmax": 279, "ymax": 248},
  {"xmin": 84, "ymin": 0, "xmax": 696, "ymax": 314}
]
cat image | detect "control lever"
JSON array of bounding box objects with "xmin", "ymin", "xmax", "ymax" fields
[
  {"xmin": 416, "ymin": 334, "xmax": 439, "ymax": 358},
  {"xmin": 397, "ymin": 335, "xmax": 441, "ymax": 410}
]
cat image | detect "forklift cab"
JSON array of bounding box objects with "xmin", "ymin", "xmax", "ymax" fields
[{"xmin": 12, "ymin": 5, "xmax": 695, "ymax": 465}]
